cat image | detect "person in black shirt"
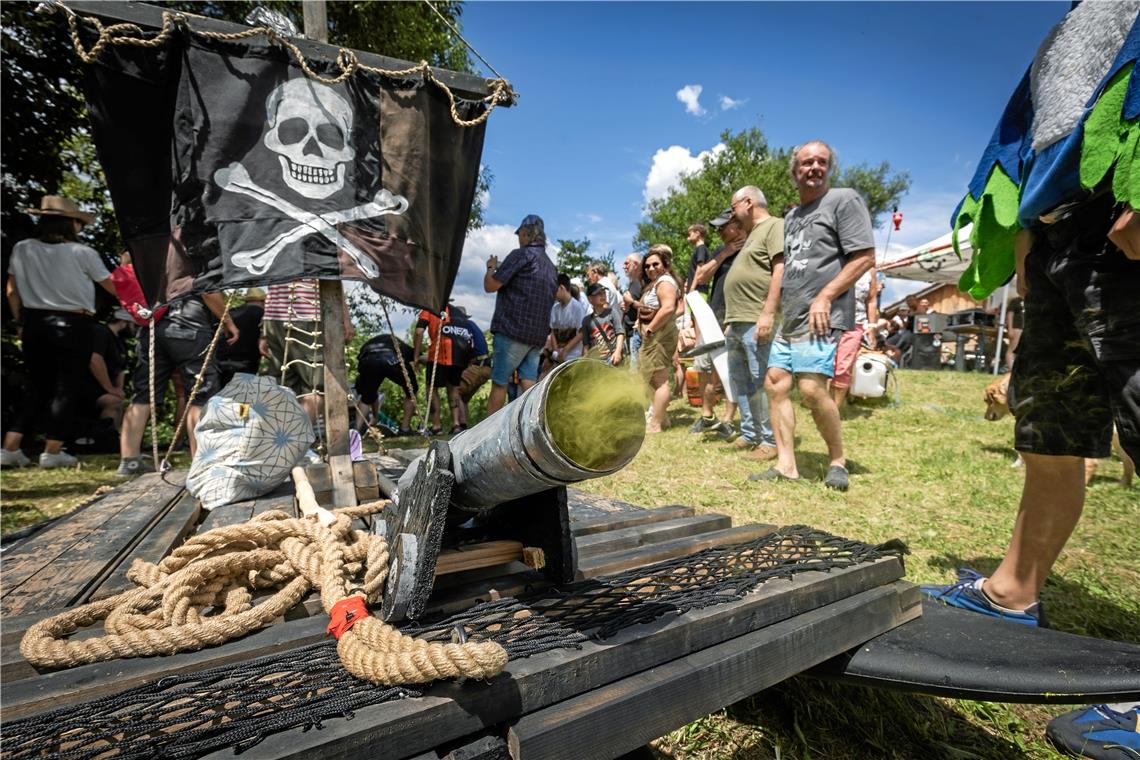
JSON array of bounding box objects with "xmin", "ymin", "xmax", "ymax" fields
[
  {"xmin": 80, "ymin": 309, "xmax": 134, "ymax": 431},
  {"xmin": 620, "ymin": 253, "xmax": 645, "ymax": 364},
  {"xmin": 216, "ymin": 287, "xmax": 265, "ymax": 388},
  {"xmin": 355, "ymin": 334, "xmax": 417, "ymax": 436},
  {"xmin": 684, "ymin": 223, "xmax": 711, "ymax": 295}
]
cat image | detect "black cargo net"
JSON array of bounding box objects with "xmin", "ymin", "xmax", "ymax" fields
[{"xmin": 2, "ymin": 526, "xmax": 897, "ymax": 759}]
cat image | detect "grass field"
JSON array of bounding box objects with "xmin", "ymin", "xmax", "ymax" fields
[
  {"xmin": 0, "ymin": 368, "xmax": 1135, "ymax": 758},
  {"xmin": 573, "ymin": 368, "xmax": 1138, "ymax": 760}
]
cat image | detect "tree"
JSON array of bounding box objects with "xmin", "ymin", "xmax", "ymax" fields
[
  {"xmin": 554, "ymin": 238, "xmax": 592, "ymax": 279},
  {"xmin": 634, "ymin": 128, "xmax": 910, "ymax": 281}
]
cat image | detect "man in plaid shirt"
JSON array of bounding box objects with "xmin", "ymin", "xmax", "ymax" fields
[{"xmin": 483, "ymin": 214, "xmax": 558, "ymax": 414}]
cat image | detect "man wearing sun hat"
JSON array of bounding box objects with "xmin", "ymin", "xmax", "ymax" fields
[
  {"xmin": 1, "ymin": 195, "xmax": 117, "ymax": 469},
  {"xmin": 483, "ymin": 213, "xmax": 557, "ymax": 414}
]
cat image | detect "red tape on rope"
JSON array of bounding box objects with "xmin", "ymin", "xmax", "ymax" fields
[{"xmin": 327, "ymin": 596, "xmax": 370, "ymax": 639}]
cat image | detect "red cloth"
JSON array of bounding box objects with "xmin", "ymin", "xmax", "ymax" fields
[
  {"xmin": 326, "ymin": 595, "xmax": 370, "ymax": 639},
  {"xmin": 110, "ymin": 263, "xmax": 168, "ymax": 325}
]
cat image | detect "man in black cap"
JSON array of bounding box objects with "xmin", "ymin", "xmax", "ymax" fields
[{"xmin": 483, "ymin": 214, "xmax": 558, "ymax": 414}]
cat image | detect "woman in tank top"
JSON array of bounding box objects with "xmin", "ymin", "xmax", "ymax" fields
[{"xmin": 637, "ymin": 245, "xmax": 681, "ymax": 433}]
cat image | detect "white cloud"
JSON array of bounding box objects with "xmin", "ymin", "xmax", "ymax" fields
[
  {"xmin": 584, "ymin": 213, "xmax": 603, "ymax": 224},
  {"xmin": 676, "ymin": 84, "xmax": 705, "ymax": 117},
  {"xmin": 643, "ymin": 143, "xmax": 726, "ymax": 203},
  {"xmin": 719, "ymin": 95, "xmax": 745, "ymax": 111}
]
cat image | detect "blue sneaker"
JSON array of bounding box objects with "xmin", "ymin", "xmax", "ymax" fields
[
  {"xmin": 1046, "ymin": 703, "xmax": 1140, "ymax": 759},
  {"xmin": 920, "ymin": 568, "xmax": 1044, "ymax": 626}
]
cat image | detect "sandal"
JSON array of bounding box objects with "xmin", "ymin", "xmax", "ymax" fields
[{"xmin": 748, "ymin": 467, "xmax": 801, "ymax": 483}]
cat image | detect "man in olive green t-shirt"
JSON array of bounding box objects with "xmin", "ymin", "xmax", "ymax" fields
[{"xmin": 721, "ymin": 185, "xmax": 785, "ymax": 459}]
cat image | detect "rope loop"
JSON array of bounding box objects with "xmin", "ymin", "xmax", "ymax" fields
[{"xmin": 19, "ymin": 500, "xmax": 508, "ymax": 686}]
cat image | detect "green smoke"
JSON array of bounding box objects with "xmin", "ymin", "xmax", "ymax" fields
[{"xmin": 544, "ymin": 360, "xmax": 648, "ymax": 471}]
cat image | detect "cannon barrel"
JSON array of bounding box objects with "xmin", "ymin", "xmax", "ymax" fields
[{"xmin": 398, "ymin": 358, "xmax": 645, "ymax": 510}]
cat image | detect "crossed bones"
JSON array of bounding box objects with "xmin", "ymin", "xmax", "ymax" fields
[{"xmin": 213, "ymin": 162, "xmax": 409, "ymax": 279}]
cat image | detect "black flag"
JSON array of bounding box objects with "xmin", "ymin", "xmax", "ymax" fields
[{"xmin": 83, "ymin": 31, "xmax": 487, "ymax": 312}]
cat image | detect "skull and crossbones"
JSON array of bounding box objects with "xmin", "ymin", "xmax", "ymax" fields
[{"xmin": 214, "ymin": 78, "xmax": 408, "ymax": 278}]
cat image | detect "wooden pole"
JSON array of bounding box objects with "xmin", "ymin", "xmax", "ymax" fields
[{"xmin": 302, "ymin": 1, "xmax": 357, "ymax": 509}]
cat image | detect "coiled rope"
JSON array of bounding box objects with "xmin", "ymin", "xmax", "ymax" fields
[
  {"xmin": 46, "ymin": 3, "xmax": 514, "ymax": 128},
  {"xmin": 19, "ymin": 501, "xmax": 508, "ymax": 685}
]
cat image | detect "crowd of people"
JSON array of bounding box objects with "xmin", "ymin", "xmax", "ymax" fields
[{"xmin": 0, "ymin": 141, "xmax": 890, "ymax": 494}]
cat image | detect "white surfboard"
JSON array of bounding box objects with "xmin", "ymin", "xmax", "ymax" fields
[{"xmin": 685, "ymin": 291, "xmax": 735, "ymax": 400}]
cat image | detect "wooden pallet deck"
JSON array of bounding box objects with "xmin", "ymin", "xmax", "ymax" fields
[{"xmin": 0, "ymin": 453, "xmax": 919, "ymax": 759}]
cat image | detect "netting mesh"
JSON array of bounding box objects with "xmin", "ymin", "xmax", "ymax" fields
[{"xmin": 2, "ymin": 526, "xmax": 897, "ymax": 759}]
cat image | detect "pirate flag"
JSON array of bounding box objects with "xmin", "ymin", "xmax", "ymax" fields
[{"xmin": 82, "ymin": 30, "xmax": 488, "ymax": 312}]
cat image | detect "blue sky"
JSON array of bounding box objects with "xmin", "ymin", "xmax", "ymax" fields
[{"xmin": 432, "ymin": 1, "xmax": 1070, "ymax": 326}]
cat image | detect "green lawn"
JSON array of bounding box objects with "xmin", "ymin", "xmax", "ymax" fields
[
  {"xmin": 575, "ymin": 368, "xmax": 1138, "ymax": 760},
  {"xmin": 0, "ymin": 368, "xmax": 1134, "ymax": 758}
]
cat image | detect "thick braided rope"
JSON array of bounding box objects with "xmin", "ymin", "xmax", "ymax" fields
[
  {"xmin": 19, "ymin": 501, "xmax": 507, "ymax": 685},
  {"xmin": 49, "ymin": 5, "xmax": 513, "ymax": 128}
]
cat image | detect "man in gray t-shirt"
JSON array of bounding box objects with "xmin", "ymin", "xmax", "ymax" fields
[{"xmin": 753, "ymin": 141, "xmax": 876, "ymax": 492}]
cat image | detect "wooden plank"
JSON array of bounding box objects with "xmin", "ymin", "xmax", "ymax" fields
[
  {"xmin": 508, "ymin": 581, "xmax": 922, "ymax": 760},
  {"xmin": 1, "ymin": 615, "xmax": 332, "ymax": 721},
  {"xmin": 565, "ymin": 490, "xmax": 653, "ymax": 523},
  {"xmin": 320, "ymin": 280, "xmax": 357, "ymax": 509},
  {"xmin": 575, "ymin": 514, "xmax": 731, "ymax": 559},
  {"xmin": 1, "ymin": 475, "xmax": 162, "ymax": 594},
  {"xmin": 576, "ymin": 524, "xmax": 779, "ymax": 579},
  {"xmin": 570, "ymin": 505, "xmax": 695, "ymax": 537},
  {"xmin": 193, "ymin": 558, "xmax": 907, "ymax": 760},
  {"xmin": 252, "ymin": 483, "xmax": 299, "ymax": 519},
  {"xmin": 5, "ymin": 557, "xmax": 904, "ymax": 726},
  {"xmin": 197, "ymin": 501, "xmax": 255, "ymax": 532},
  {"xmin": 87, "ymin": 490, "xmax": 200, "ymax": 602},
  {"xmin": 1, "ymin": 475, "xmax": 188, "ymax": 616},
  {"xmin": 436, "ymin": 541, "xmax": 523, "ymax": 576}
]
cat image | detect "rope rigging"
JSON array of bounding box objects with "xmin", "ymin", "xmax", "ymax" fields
[{"xmin": 42, "ymin": 2, "xmax": 515, "ymax": 128}]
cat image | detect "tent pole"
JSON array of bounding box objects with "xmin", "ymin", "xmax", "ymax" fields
[
  {"xmin": 305, "ymin": 1, "xmax": 357, "ymax": 508},
  {"xmin": 994, "ymin": 283, "xmax": 1010, "ymax": 376}
]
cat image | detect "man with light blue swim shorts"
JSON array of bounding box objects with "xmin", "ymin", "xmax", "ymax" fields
[
  {"xmin": 483, "ymin": 214, "xmax": 558, "ymax": 415},
  {"xmin": 755, "ymin": 141, "xmax": 875, "ymax": 491}
]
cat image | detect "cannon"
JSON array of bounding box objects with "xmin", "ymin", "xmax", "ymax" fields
[{"xmin": 378, "ymin": 359, "xmax": 646, "ymax": 621}]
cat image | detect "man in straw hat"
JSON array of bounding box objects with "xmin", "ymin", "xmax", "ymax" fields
[{"xmin": 2, "ymin": 196, "xmax": 117, "ymax": 469}]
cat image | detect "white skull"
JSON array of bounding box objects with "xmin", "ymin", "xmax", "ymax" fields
[{"xmin": 263, "ymin": 79, "xmax": 354, "ymax": 200}]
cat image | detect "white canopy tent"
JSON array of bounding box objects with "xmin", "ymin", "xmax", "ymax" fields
[
  {"xmin": 879, "ymin": 222, "xmax": 1010, "ymax": 375},
  {"xmin": 878, "ymin": 223, "xmax": 973, "ymax": 284}
]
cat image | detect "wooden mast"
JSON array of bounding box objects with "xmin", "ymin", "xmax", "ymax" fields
[{"xmin": 300, "ymin": 1, "xmax": 355, "ymax": 508}]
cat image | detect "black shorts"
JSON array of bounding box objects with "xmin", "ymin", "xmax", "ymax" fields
[
  {"xmin": 424, "ymin": 363, "xmax": 464, "ymax": 388},
  {"xmin": 130, "ymin": 320, "xmax": 220, "ymax": 406},
  {"xmin": 1010, "ymin": 194, "xmax": 1140, "ymax": 462},
  {"xmin": 354, "ymin": 358, "xmax": 417, "ymax": 403}
]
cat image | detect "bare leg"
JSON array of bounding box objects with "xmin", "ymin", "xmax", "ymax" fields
[
  {"xmin": 401, "ymin": 396, "xmax": 415, "ymax": 429},
  {"xmin": 120, "ymin": 403, "xmax": 150, "ymax": 458},
  {"xmin": 983, "ymin": 453, "xmax": 1085, "ymax": 610},
  {"xmin": 299, "ymin": 393, "xmax": 322, "ymax": 426},
  {"xmin": 764, "ymin": 368, "xmax": 798, "ymax": 477},
  {"xmin": 799, "ymin": 373, "xmax": 845, "ymax": 468},
  {"xmin": 186, "ymin": 405, "xmax": 203, "ymax": 457},
  {"xmin": 831, "ymin": 383, "xmax": 849, "ymax": 409},
  {"xmin": 699, "ymin": 371, "xmax": 715, "ymax": 417},
  {"xmin": 723, "ymin": 400, "xmax": 737, "ymax": 425},
  {"xmin": 486, "ymin": 383, "xmax": 508, "ymax": 415},
  {"xmin": 2, "ymin": 431, "xmax": 23, "ymax": 451},
  {"xmin": 42, "ymin": 439, "xmax": 65, "ymax": 455}
]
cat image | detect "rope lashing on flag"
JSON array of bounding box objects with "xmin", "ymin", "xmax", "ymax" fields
[
  {"xmin": 18, "ymin": 501, "xmax": 509, "ymax": 685},
  {"xmin": 45, "ymin": 3, "xmax": 514, "ymax": 128}
]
